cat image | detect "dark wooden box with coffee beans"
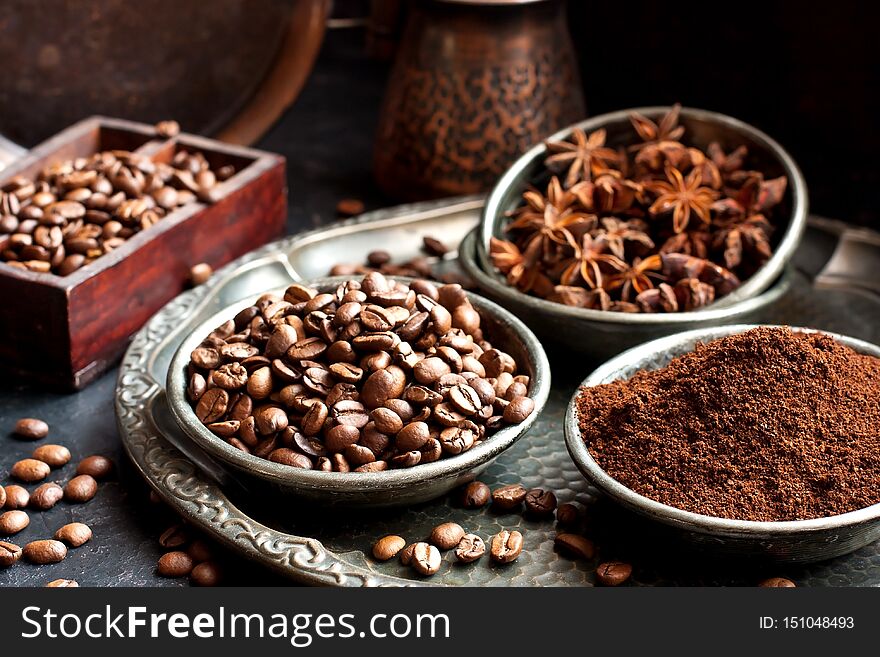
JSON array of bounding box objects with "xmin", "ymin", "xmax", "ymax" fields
[{"xmin": 0, "ymin": 116, "xmax": 286, "ymax": 390}]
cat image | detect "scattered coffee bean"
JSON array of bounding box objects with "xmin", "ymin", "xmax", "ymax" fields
[
  {"xmin": 398, "ymin": 543, "xmax": 417, "ymax": 565},
  {"xmin": 64, "ymin": 474, "xmax": 98, "ymax": 503},
  {"xmin": 186, "ymin": 274, "xmax": 535, "ymax": 471},
  {"xmin": 336, "ymin": 198, "xmax": 365, "ymax": 216},
  {"xmin": 0, "ymin": 485, "xmax": 5, "ymax": 509},
  {"xmin": 155, "ymin": 120, "xmax": 181, "ymax": 138},
  {"xmin": 30, "ymin": 483, "xmax": 64, "ymax": 510},
  {"xmin": 0, "ymin": 510, "xmax": 29, "ymax": 535},
  {"xmin": 190, "ymin": 560, "xmax": 223, "ymax": 586},
  {"xmin": 490, "ymin": 530, "xmax": 523, "ymax": 564},
  {"xmin": 554, "ymin": 533, "xmax": 595, "ymax": 560},
  {"xmin": 159, "ymin": 524, "xmax": 190, "ymax": 549},
  {"xmin": 372, "ymin": 535, "xmax": 406, "ymax": 561},
  {"xmin": 190, "ymin": 262, "xmax": 213, "ymax": 286},
  {"xmin": 3, "ymin": 485, "xmax": 29, "ymax": 510},
  {"xmin": 503, "ymin": 396, "xmax": 536, "ymax": 424},
  {"xmin": 76, "ymin": 455, "xmax": 114, "ymax": 479},
  {"xmin": 524, "ymin": 488, "xmax": 557, "ymax": 516},
  {"xmin": 54, "ymin": 522, "xmax": 92, "ymax": 547},
  {"xmin": 429, "ymin": 522, "xmax": 465, "ymax": 551},
  {"xmin": 157, "ymin": 551, "xmax": 195, "ymax": 577},
  {"xmin": 32, "ymin": 444, "xmax": 71, "ymax": 468},
  {"xmin": 491, "ymin": 484, "xmax": 528, "ymax": 511},
  {"xmin": 458, "ymin": 481, "xmax": 490, "ymax": 508},
  {"xmin": 422, "ymin": 236, "xmax": 448, "ymax": 257},
  {"xmin": 13, "ymin": 417, "xmax": 49, "ymax": 440},
  {"xmin": 0, "ymin": 540, "xmax": 23, "ymax": 567},
  {"xmin": 23, "ymin": 539, "xmax": 67, "ymax": 564},
  {"xmin": 187, "ymin": 539, "xmax": 214, "ymax": 563},
  {"xmin": 46, "ymin": 579, "xmax": 79, "ymax": 587},
  {"xmin": 556, "ymin": 503, "xmax": 582, "ymax": 527},
  {"xmin": 596, "ymin": 561, "xmax": 633, "ymax": 586},
  {"xmin": 410, "ymin": 542, "xmax": 442, "ymax": 576},
  {"xmin": 11, "ymin": 458, "xmax": 51, "ymax": 483},
  {"xmin": 759, "ymin": 577, "xmax": 796, "ymax": 588},
  {"xmin": 454, "ymin": 534, "xmax": 485, "ymax": 563}
]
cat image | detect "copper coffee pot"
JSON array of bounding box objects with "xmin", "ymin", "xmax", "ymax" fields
[{"xmin": 374, "ymin": 0, "xmax": 585, "ymax": 201}]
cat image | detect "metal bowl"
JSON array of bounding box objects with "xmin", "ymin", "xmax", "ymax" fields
[
  {"xmin": 474, "ymin": 107, "xmax": 808, "ymax": 352},
  {"xmin": 460, "ymin": 228, "xmax": 793, "ymax": 360},
  {"xmin": 166, "ymin": 276, "xmax": 551, "ymax": 508},
  {"xmin": 563, "ymin": 324, "xmax": 880, "ymax": 563}
]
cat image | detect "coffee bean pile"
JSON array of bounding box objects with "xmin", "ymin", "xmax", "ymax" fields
[
  {"xmin": 186, "ymin": 274, "xmax": 536, "ymax": 472},
  {"xmin": 1, "ymin": 417, "xmax": 111, "ymax": 578},
  {"xmin": 155, "ymin": 523, "xmax": 224, "ymax": 586},
  {"xmin": 0, "ymin": 142, "xmax": 235, "ymax": 275}
]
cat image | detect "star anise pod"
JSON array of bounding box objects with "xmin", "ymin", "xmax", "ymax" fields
[
  {"xmin": 660, "ymin": 230, "xmax": 711, "ymax": 259},
  {"xmin": 547, "ymin": 285, "xmax": 612, "ymax": 310},
  {"xmin": 630, "ymin": 104, "xmax": 689, "ymax": 170},
  {"xmin": 723, "ymin": 171, "xmax": 787, "ymax": 215},
  {"xmin": 646, "ymin": 165, "xmax": 719, "ymax": 233},
  {"xmin": 673, "ymin": 277, "xmax": 716, "ymax": 310},
  {"xmin": 489, "ymin": 237, "xmax": 555, "ymax": 296},
  {"xmin": 604, "ymin": 254, "xmax": 664, "ymax": 301},
  {"xmin": 506, "ymin": 176, "xmax": 596, "ymax": 260},
  {"xmin": 711, "ymin": 213, "xmax": 773, "ymax": 270},
  {"xmin": 598, "ymin": 217, "xmax": 654, "ymax": 260},
  {"xmin": 559, "ymin": 233, "xmax": 627, "ymax": 289},
  {"xmin": 544, "ymin": 128, "xmax": 620, "ymax": 188},
  {"xmin": 708, "ymin": 141, "xmax": 748, "ymax": 176},
  {"xmin": 659, "ymin": 252, "xmax": 740, "ymax": 296},
  {"xmin": 688, "ymin": 147, "xmax": 722, "ymax": 189},
  {"xmin": 489, "ymin": 236, "xmax": 523, "ymax": 275},
  {"xmin": 636, "ymin": 282, "xmax": 679, "ymax": 313},
  {"xmin": 592, "ymin": 169, "xmax": 645, "ymax": 215}
]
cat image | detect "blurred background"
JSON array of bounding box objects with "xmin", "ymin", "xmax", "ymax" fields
[{"xmin": 1, "ymin": 0, "xmax": 877, "ymax": 227}]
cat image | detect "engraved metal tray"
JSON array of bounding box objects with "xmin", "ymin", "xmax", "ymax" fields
[{"xmin": 116, "ymin": 197, "xmax": 880, "ymax": 586}]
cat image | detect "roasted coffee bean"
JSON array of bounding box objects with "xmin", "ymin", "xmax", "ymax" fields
[
  {"xmin": 0, "ymin": 485, "xmax": 4, "ymax": 509},
  {"xmin": 759, "ymin": 577, "xmax": 796, "ymax": 588},
  {"xmin": 30, "ymin": 483, "xmax": 64, "ymax": 510},
  {"xmin": 372, "ymin": 535, "xmax": 406, "ymax": 561},
  {"xmin": 422, "ymin": 236, "xmax": 448, "ymax": 257},
  {"xmin": 4, "ymin": 485, "xmax": 29, "ymax": 510},
  {"xmin": 46, "ymin": 579, "xmax": 79, "ymax": 588},
  {"xmin": 361, "ymin": 366, "xmax": 407, "ymax": 408},
  {"xmin": 331, "ymin": 399, "xmax": 370, "ymax": 428},
  {"xmin": 55, "ymin": 522, "xmax": 92, "ymax": 547},
  {"xmin": 255, "ymin": 405, "xmax": 289, "ymax": 435},
  {"xmin": 76, "ymin": 455, "xmax": 114, "ymax": 479},
  {"xmin": 247, "ymin": 366, "xmax": 274, "ymax": 400},
  {"xmin": 524, "ymin": 489, "xmax": 557, "ymax": 516},
  {"xmin": 354, "ymin": 460, "xmax": 388, "ymax": 472},
  {"xmin": 490, "ymin": 530, "xmax": 523, "ymax": 564},
  {"xmin": 191, "ymin": 346, "xmax": 221, "ymax": 370},
  {"xmin": 503, "ymin": 396, "xmax": 535, "ymax": 424},
  {"xmin": 23, "ymin": 539, "xmax": 67, "ymax": 564},
  {"xmin": 429, "ymin": 522, "xmax": 465, "ymax": 550},
  {"xmin": 554, "ymin": 534, "xmax": 595, "ymax": 560},
  {"xmin": 454, "ymin": 534, "xmax": 485, "ymax": 563},
  {"xmin": 492, "ymin": 484, "xmax": 528, "ymax": 511},
  {"xmin": 13, "ymin": 417, "xmax": 49, "ymax": 440},
  {"xmin": 344, "ymin": 444, "xmax": 375, "ymax": 466},
  {"xmin": 288, "ymin": 337, "xmax": 328, "ymax": 360},
  {"xmin": 157, "ymin": 551, "xmax": 194, "ymax": 577},
  {"xmin": 190, "ymin": 262, "xmax": 213, "ymax": 285},
  {"xmin": 458, "ymin": 481, "xmax": 491, "ymax": 508},
  {"xmin": 404, "ymin": 385, "xmax": 442, "ymax": 406},
  {"xmin": 213, "ymin": 362, "xmax": 248, "ymax": 389},
  {"xmin": 195, "ymin": 388, "xmax": 229, "ymax": 423},
  {"xmin": 413, "ymin": 357, "xmax": 451, "ymax": 385},
  {"xmin": 370, "ymin": 407, "xmax": 403, "ymax": 434},
  {"xmin": 596, "ymin": 561, "xmax": 633, "ymax": 586},
  {"xmin": 0, "ymin": 510, "xmax": 29, "ymax": 535},
  {"xmin": 190, "ymin": 561, "xmax": 223, "ymax": 586},
  {"xmin": 159, "ymin": 524, "xmax": 190, "ymax": 549},
  {"xmin": 411, "ymin": 542, "xmax": 442, "ymax": 576},
  {"xmin": 448, "ymin": 384, "xmax": 482, "ymax": 415},
  {"xmin": 188, "ymin": 371, "xmax": 207, "ymax": 401},
  {"xmin": 0, "ymin": 541, "xmax": 22, "ymax": 567},
  {"xmin": 64, "ymin": 474, "xmax": 98, "ymax": 503},
  {"xmin": 439, "ymin": 427, "xmax": 475, "ymax": 455},
  {"xmin": 556, "ymin": 503, "xmax": 582, "ymax": 527},
  {"xmin": 301, "ymin": 400, "xmax": 329, "ymax": 435},
  {"xmin": 32, "ymin": 444, "xmax": 71, "ymax": 468},
  {"xmin": 269, "ymin": 448, "xmax": 313, "ymax": 469},
  {"xmin": 11, "ymin": 458, "xmax": 50, "ymax": 483},
  {"xmin": 186, "ymin": 539, "xmax": 214, "ymax": 563},
  {"xmin": 420, "ymin": 437, "xmax": 443, "ymax": 463},
  {"xmin": 325, "ymin": 424, "xmax": 361, "ymax": 453},
  {"xmin": 396, "ymin": 421, "xmax": 430, "ymax": 451}
]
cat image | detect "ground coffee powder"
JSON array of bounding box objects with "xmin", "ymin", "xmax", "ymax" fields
[{"xmin": 577, "ymin": 327, "xmax": 880, "ymax": 521}]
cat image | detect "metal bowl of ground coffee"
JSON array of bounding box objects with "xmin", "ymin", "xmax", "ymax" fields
[
  {"xmin": 167, "ymin": 276, "xmax": 551, "ymax": 507},
  {"xmin": 564, "ymin": 324, "xmax": 880, "ymax": 563}
]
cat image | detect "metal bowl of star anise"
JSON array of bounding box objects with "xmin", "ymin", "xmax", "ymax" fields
[{"xmin": 464, "ymin": 105, "xmax": 806, "ymax": 356}]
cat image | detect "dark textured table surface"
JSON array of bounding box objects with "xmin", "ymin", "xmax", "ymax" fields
[{"xmin": 0, "ymin": 30, "xmax": 390, "ymax": 587}]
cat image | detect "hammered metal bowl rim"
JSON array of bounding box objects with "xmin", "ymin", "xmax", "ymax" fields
[
  {"xmin": 564, "ymin": 324, "xmax": 880, "ymax": 535},
  {"xmin": 477, "ymin": 105, "xmax": 808, "ymax": 321},
  {"xmin": 460, "ymin": 228, "xmax": 795, "ymax": 325},
  {"xmin": 167, "ymin": 276, "xmax": 551, "ymax": 493}
]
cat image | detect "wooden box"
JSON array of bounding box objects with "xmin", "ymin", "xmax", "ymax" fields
[{"xmin": 0, "ymin": 117, "xmax": 286, "ymax": 389}]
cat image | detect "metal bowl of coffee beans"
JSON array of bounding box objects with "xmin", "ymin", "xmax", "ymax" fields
[
  {"xmin": 564, "ymin": 324, "xmax": 880, "ymax": 563},
  {"xmin": 468, "ymin": 105, "xmax": 807, "ymax": 358},
  {"xmin": 167, "ymin": 274, "xmax": 551, "ymax": 507}
]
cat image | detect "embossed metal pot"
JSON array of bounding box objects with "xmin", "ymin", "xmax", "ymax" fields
[{"xmin": 373, "ymin": 0, "xmax": 585, "ymax": 201}]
